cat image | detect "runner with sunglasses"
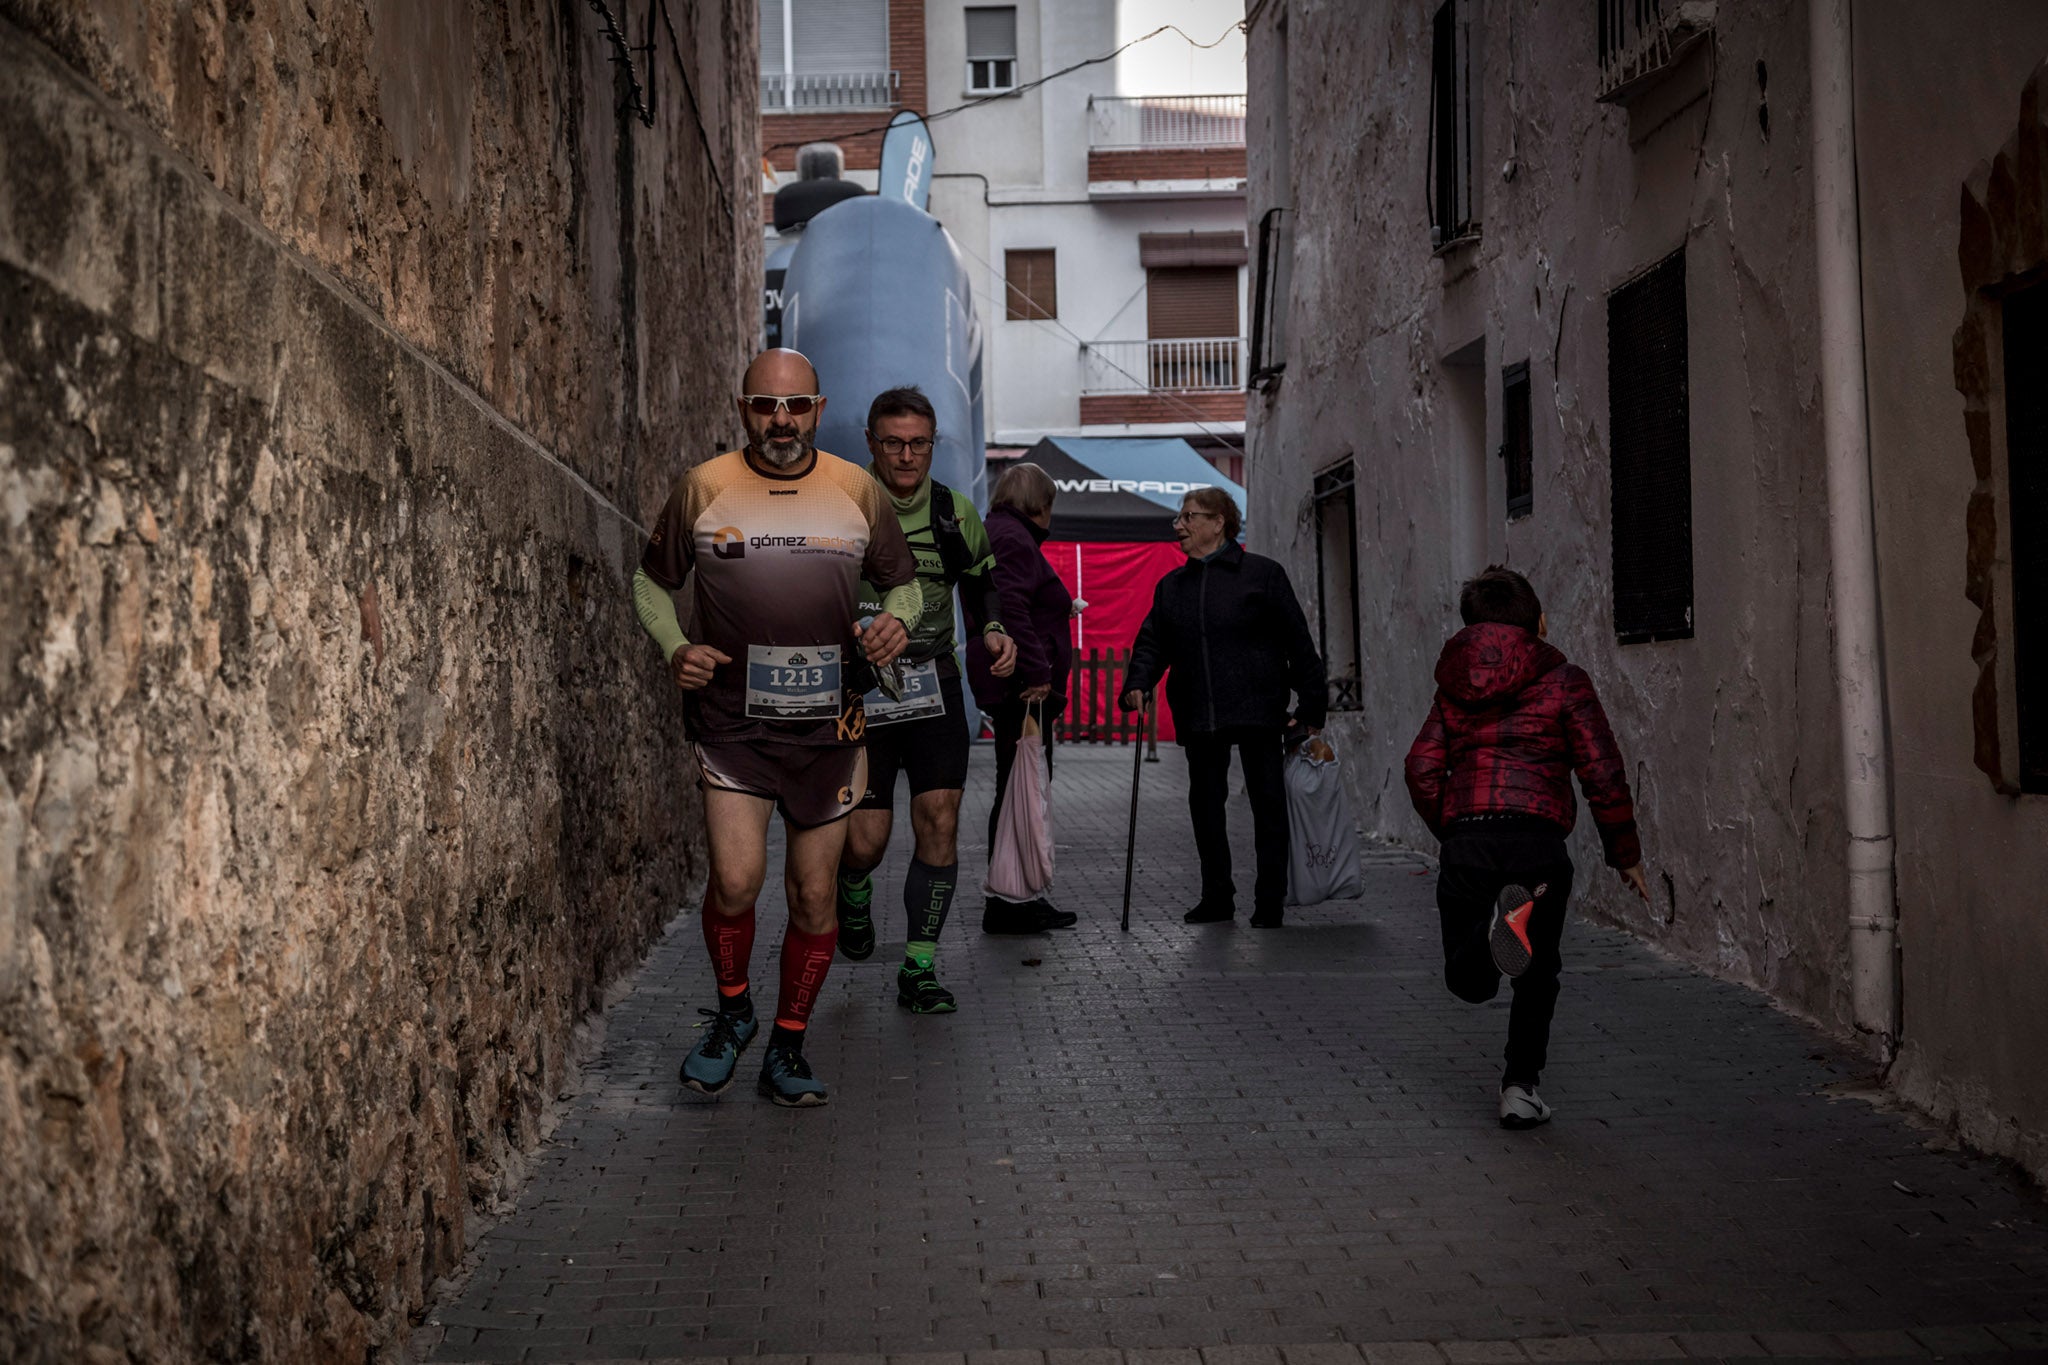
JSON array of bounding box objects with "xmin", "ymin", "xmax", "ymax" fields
[
  {"xmin": 833, "ymin": 387, "xmax": 1018, "ymax": 1013},
  {"xmin": 633, "ymin": 348, "xmax": 920, "ymax": 1106}
]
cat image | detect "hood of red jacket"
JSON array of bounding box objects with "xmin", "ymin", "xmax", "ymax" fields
[{"xmin": 1434, "ymin": 622, "xmax": 1566, "ymax": 707}]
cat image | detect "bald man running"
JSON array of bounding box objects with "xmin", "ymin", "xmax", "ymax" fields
[{"xmin": 634, "ymin": 349, "xmax": 920, "ymax": 1106}]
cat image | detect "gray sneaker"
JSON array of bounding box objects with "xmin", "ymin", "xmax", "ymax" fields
[
  {"xmin": 680, "ymin": 1008, "xmax": 758, "ymax": 1095},
  {"xmin": 758, "ymin": 1043, "xmax": 830, "ymax": 1107}
]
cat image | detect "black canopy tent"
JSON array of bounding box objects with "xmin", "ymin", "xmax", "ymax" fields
[{"xmin": 1013, "ymin": 436, "xmax": 1247, "ymax": 544}]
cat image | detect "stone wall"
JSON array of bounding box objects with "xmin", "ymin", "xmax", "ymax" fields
[{"xmin": 0, "ymin": 1, "xmax": 756, "ymax": 1360}]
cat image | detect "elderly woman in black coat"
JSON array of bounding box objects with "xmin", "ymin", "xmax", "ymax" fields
[{"xmin": 1120, "ymin": 487, "xmax": 1326, "ymax": 928}]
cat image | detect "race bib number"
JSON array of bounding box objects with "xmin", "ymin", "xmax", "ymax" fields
[
  {"xmin": 864, "ymin": 660, "xmax": 945, "ymax": 727},
  {"xmin": 745, "ymin": 644, "xmax": 842, "ymax": 720}
]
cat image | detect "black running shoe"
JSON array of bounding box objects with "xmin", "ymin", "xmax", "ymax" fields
[
  {"xmin": 1249, "ymin": 906, "xmax": 1285, "ymax": 928},
  {"xmin": 1183, "ymin": 900, "xmax": 1235, "ymax": 924},
  {"xmin": 896, "ymin": 960, "xmax": 958, "ymax": 1014},
  {"xmin": 836, "ymin": 872, "xmax": 876, "ymax": 961}
]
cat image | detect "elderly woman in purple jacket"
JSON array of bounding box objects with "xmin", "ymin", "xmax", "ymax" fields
[{"xmin": 965, "ymin": 462, "xmax": 1078, "ymax": 934}]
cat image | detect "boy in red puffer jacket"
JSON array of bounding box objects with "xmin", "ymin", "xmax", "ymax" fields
[{"xmin": 1405, "ymin": 567, "xmax": 1649, "ymax": 1130}]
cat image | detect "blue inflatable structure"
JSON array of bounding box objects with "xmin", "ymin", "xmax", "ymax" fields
[{"xmin": 779, "ymin": 195, "xmax": 988, "ymax": 508}]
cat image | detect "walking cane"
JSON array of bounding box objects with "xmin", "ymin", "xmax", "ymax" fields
[{"xmin": 1120, "ymin": 692, "xmax": 1149, "ymax": 933}]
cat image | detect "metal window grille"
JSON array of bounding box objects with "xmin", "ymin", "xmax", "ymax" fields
[
  {"xmin": 1313, "ymin": 462, "xmax": 1364, "ymax": 712},
  {"xmin": 966, "ymin": 6, "xmax": 1018, "ymax": 92},
  {"xmin": 1004, "ymin": 248, "xmax": 1057, "ymax": 321},
  {"xmin": 1607, "ymin": 249, "xmax": 1694, "ymax": 643},
  {"xmin": 1502, "ymin": 361, "xmax": 1533, "ymax": 519},
  {"xmin": 2002, "ymin": 278, "xmax": 2048, "ymax": 791},
  {"xmin": 1426, "ymin": 0, "xmax": 1478, "ymax": 248},
  {"xmin": 1250, "ymin": 206, "xmax": 1291, "ymax": 388},
  {"xmin": 1597, "ymin": 0, "xmax": 1715, "ymax": 103}
]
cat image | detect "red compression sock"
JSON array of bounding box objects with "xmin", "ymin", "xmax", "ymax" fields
[
  {"xmin": 773, "ymin": 924, "xmax": 839, "ymax": 1033},
  {"xmin": 702, "ymin": 894, "xmax": 756, "ymax": 999}
]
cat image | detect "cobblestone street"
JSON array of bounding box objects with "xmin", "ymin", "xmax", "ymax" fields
[{"xmin": 415, "ymin": 746, "xmax": 2048, "ymax": 1364}]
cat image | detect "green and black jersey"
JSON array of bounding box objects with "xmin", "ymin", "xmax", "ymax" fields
[{"xmin": 857, "ymin": 472, "xmax": 998, "ymax": 680}]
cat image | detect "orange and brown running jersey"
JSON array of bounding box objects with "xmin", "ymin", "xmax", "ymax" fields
[{"xmin": 640, "ymin": 448, "xmax": 917, "ymax": 747}]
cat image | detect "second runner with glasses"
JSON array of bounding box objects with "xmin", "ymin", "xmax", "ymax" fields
[{"xmin": 834, "ymin": 386, "xmax": 1019, "ymax": 1012}]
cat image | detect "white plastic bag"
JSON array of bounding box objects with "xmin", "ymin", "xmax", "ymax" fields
[
  {"xmin": 985, "ymin": 711, "xmax": 1054, "ymax": 902},
  {"xmin": 1284, "ymin": 735, "xmax": 1364, "ymax": 906}
]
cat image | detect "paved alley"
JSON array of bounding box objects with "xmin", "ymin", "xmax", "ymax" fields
[{"xmin": 417, "ymin": 746, "xmax": 2048, "ymax": 1365}]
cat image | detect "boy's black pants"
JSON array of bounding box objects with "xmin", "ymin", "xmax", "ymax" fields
[
  {"xmin": 1184, "ymin": 726, "xmax": 1289, "ymax": 913},
  {"xmin": 1436, "ymin": 819, "xmax": 1576, "ymax": 1088}
]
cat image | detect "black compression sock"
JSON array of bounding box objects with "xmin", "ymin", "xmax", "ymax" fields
[{"xmin": 905, "ymin": 858, "xmax": 959, "ymax": 948}]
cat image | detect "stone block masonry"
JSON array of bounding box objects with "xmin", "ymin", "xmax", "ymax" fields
[{"xmin": 0, "ymin": 1, "xmax": 756, "ymax": 1360}]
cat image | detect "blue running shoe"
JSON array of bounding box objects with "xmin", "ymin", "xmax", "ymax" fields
[
  {"xmin": 680, "ymin": 1007, "xmax": 758, "ymax": 1095},
  {"xmin": 757, "ymin": 1043, "xmax": 830, "ymax": 1107}
]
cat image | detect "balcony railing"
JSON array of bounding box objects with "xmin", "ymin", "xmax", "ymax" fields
[
  {"xmin": 1086, "ymin": 95, "xmax": 1247, "ymax": 150},
  {"xmin": 1597, "ymin": 0, "xmax": 1715, "ymax": 103},
  {"xmin": 1082, "ymin": 338, "xmax": 1247, "ymax": 394},
  {"xmin": 763, "ymin": 70, "xmax": 899, "ymax": 112}
]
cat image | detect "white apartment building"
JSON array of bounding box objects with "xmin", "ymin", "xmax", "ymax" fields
[{"xmin": 759, "ymin": 0, "xmax": 1251, "ymax": 478}]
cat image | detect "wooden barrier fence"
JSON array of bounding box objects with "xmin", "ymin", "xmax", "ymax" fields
[{"xmin": 1058, "ymin": 647, "xmax": 1160, "ymax": 760}]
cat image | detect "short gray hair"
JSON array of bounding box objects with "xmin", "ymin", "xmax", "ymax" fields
[{"xmin": 991, "ymin": 462, "xmax": 1057, "ymax": 518}]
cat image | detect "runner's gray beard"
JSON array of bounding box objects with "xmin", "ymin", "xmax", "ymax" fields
[{"xmin": 753, "ymin": 430, "xmax": 815, "ymax": 468}]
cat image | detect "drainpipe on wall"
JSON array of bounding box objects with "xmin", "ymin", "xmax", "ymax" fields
[{"xmin": 1808, "ymin": 0, "xmax": 1899, "ymax": 1058}]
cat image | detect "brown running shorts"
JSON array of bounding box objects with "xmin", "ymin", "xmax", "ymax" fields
[{"xmin": 694, "ymin": 740, "xmax": 868, "ymax": 828}]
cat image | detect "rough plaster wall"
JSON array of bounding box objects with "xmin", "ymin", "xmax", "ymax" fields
[
  {"xmin": 1853, "ymin": 3, "xmax": 2048, "ymax": 1184},
  {"xmin": 0, "ymin": 1, "xmax": 756, "ymax": 1359},
  {"xmin": 1247, "ymin": 0, "xmax": 1851, "ymax": 1033}
]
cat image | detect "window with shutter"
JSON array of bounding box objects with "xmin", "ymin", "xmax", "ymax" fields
[
  {"xmin": 791, "ymin": 0, "xmax": 886, "ymax": 75},
  {"xmin": 1146, "ymin": 267, "xmax": 1238, "ymax": 339},
  {"xmin": 1147, "ymin": 267, "xmax": 1241, "ymax": 389},
  {"xmin": 760, "ymin": 0, "xmax": 787, "ymax": 79},
  {"xmin": 966, "ymin": 7, "xmax": 1017, "ymax": 93},
  {"xmin": 1005, "ymin": 249, "xmax": 1056, "ymax": 321},
  {"xmin": 1502, "ymin": 361, "xmax": 1533, "ymax": 520},
  {"xmin": 2002, "ymin": 277, "xmax": 2048, "ymax": 791},
  {"xmin": 1607, "ymin": 249, "xmax": 1694, "ymax": 643}
]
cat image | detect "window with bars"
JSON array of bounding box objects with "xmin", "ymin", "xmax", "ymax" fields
[
  {"xmin": 2002, "ymin": 277, "xmax": 2048, "ymax": 792},
  {"xmin": 1607, "ymin": 249, "xmax": 1694, "ymax": 643},
  {"xmin": 1426, "ymin": 0, "xmax": 1478, "ymax": 248},
  {"xmin": 1004, "ymin": 248, "xmax": 1057, "ymax": 321},
  {"xmin": 1314, "ymin": 462, "xmax": 1363, "ymax": 712},
  {"xmin": 1502, "ymin": 361, "xmax": 1533, "ymax": 519},
  {"xmin": 966, "ymin": 6, "xmax": 1018, "ymax": 93}
]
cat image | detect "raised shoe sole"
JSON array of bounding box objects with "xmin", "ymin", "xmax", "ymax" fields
[{"xmin": 1488, "ymin": 884, "xmax": 1537, "ymax": 977}]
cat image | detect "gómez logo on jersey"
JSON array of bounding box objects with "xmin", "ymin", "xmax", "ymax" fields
[{"xmin": 710, "ymin": 526, "xmax": 745, "ymax": 559}]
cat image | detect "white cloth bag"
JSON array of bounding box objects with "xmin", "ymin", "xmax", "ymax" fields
[{"xmin": 1284, "ymin": 735, "xmax": 1365, "ymax": 906}]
